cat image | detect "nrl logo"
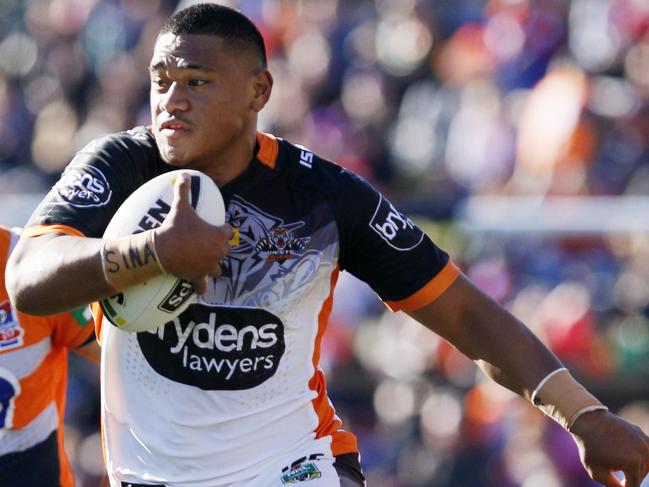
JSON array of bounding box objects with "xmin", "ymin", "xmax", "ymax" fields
[{"xmin": 255, "ymin": 226, "xmax": 307, "ymax": 262}]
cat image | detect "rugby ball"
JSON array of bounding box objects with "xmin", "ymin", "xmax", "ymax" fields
[{"xmin": 100, "ymin": 169, "xmax": 225, "ymax": 332}]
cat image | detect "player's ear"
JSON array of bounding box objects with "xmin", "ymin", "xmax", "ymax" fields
[{"xmin": 251, "ymin": 69, "xmax": 273, "ymax": 112}]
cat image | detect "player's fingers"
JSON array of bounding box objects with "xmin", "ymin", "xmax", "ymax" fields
[
  {"xmin": 172, "ymin": 171, "xmax": 192, "ymax": 209},
  {"xmin": 621, "ymin": 467, "xmax": 642, "ymax": 487},
  {"xmin": 642, "ymin": 461, "xmax": 649, "ymax": 482},
  {"xmin": 191, "ymin": 276, "xmax": 208, "ymax": 295},
  {"xmin": 221, "ymin": 223, "xmax": 234, "ymax": 240},
  {"xmin": 594, "ymin": 470, "xmax": 624, "ymax": 487},
  {"xmin": 208, "ymin": 264, "xmax": 223, "ymax": 279},
  {"xmin": 218, "ymin": 225, "xmax": 233, "ymax": 254}
]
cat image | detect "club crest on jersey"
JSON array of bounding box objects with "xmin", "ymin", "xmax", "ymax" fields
[
  {"xmin": 281, "ymin": 462, "xmax": 322, "ymax": 484},
  {"xmin": 56, "ymin": 165, "xmax": 112, "ymax": 207},
  {"xmin": 0, "ymin": 301, "xmax": 23, "ymax": 350},
  {"xmin": 218, "ymin": 196, "xmax": 327, "ymax": 304},
  {"xmin": 255, "ymin": 226, "xmax": 307, "ymax": 262}
]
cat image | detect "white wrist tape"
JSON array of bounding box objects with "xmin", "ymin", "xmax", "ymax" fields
[
  {"xmin": 531, "ymin": 368, "xmax": 608, "ymax": 431},
  {"xmin": 101, "ymin": 230, "xmax": 164, "ymax": 291}
]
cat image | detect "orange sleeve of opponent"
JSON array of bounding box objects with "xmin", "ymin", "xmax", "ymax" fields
[
  {"xmin": 385, "ymin": 261, "xmax": 460, "ymax": 313},
  {"xmin": 52, "ymin": 309, "xmax": 94, "ymax": 349}
]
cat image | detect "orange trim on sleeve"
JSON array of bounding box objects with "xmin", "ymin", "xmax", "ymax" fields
[
  {"xmin": 386, "ymin": 261, "xmax": 461, "ymax": 313},
  {"xmin": 21, "ymin": 224, "xmax": 86, "ymax": 238},
  {"xmin": 256, "ymin": 132, "xmax": 279, "ymax": 169}
]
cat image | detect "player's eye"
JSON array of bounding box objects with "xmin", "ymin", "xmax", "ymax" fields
[
  {"xmin": 188, "ymin": 78, "xmax": 207, "ymax": 87},
  {"xmin": 152, "ymin": 78, "xmax": 169, "ymax": 89}
]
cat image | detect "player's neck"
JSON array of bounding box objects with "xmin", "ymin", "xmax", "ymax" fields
[{"xmin": 203, "ymin": 132, "xmax": 257, "ymax": 188}]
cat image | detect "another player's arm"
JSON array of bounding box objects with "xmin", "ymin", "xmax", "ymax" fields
[
  {"xmin": 408, "ymin": 273, "xmax": 649, "ymax": 487},
  {"xmin": 65, "ymin": 310, "xmax": 101, "ymax": 364},
  {"xmin": 7, "ymin": 173, "xmax": 231, "ymax": 316}
]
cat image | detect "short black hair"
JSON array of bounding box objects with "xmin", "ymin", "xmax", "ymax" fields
[{"xmin": 160, "ymin": 3, "xmax": 267, "ymax": 68}]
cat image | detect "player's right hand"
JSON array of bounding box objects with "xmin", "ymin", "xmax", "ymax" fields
[
  {"xmin": 570, "ymin": 409, "xmax": 649, "ymax": 487},
  {"xmin": 154, "ymin": 171, "xmax": 232, "ymax": 294}
]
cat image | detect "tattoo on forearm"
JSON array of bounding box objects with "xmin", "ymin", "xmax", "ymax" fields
[
  {"xmin": 101, "ymin": 232, "xmax": 163, "ymax": 290},
  {"xmin": 104, "ymin": 243, "xmax": 156, "ymax": 273}
]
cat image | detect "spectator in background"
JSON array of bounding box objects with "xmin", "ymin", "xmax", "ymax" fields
[{"xmin": 0, "ymin": 225, "xmax": 99, "ymax": 486}]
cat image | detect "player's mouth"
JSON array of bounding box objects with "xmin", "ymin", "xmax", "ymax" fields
[{"xmin": 159, "ymin": 119, "xmax": 190, "ymax": 137}]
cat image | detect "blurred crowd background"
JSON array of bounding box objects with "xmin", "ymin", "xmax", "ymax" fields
[{"xmin": 1, "ymin": 0, "xmax": 649, "ymax": 485}]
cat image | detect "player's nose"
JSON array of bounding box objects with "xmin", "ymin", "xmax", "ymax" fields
[{"xmin": 159, "ymin": 81, "xmax": 190, "ymax": 113}]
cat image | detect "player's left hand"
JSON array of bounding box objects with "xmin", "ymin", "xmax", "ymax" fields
[{"xmin": 570, "ymin": 409, "xmax": 649, "ymax": 487}]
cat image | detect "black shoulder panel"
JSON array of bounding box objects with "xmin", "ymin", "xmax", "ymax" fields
[
  {"xmin": 274, "ymin": 138, "xmax": 451, "ymax": 303},
  {"xmin": 27, "ymin": 127, "xmax": 172, "ymax": 237}
]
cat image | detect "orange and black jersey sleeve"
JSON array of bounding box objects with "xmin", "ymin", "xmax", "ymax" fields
[
  {"xmin": 26, "ymin": 126, "xmax": 172, "ymax": 238},
  {"xmin": 268, "ymin": 138, "xmax": 459, "ymax": 311}
]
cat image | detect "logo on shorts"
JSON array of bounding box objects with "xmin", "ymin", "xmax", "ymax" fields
[
  {"xmin": 281, "ymin": 462, "xmax": 322, "ymax": 484},
  {"xmin": 0, "ymin": 301, "xmax": 23, "ymax": 351},
  {"xmin": 256, "ymin": 226, "xmax": 307, "ymax": 262},
  {"xmin": 369, "ymin": 194, "xmax": 424, "ymax": 251},
  {"xmin": 57, "ymin": 165, "xmax": 112, "ymax": 207},
  {"xmin": 138, "ymin": 305, "xmax": 285, "ymax": 390}
]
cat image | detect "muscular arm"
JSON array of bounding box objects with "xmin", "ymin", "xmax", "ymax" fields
[
  {"xmin": 408, "ymin": 272, "xmax": 649, "ymax": 487},
  {"xmin": 7, "ymin": 173, "xmax": 231, "ymax": 316},
  {"xmin": 7, "ymin": 233, "xmax": 114, "ymax": 316},
  {"xmin": 407, "ymin": 273, "xmax": 561, "ymax": 399}
]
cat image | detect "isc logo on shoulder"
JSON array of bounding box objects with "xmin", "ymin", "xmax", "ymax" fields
[
  {"xmin": 370, "ymin": 194, "xmax": 424, "ymax": 251},
  {"xmin": 298, "ymin": 148, "xmax": 313, "ymax": 169}
]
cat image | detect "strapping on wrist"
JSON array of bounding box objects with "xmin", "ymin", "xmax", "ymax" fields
[
  {"xmin": 101, "ymin": 230, "xmax": 164, "ymax": 291},
  {"xmin": 531, "ymin": 368, "xmax": 608, "ymax": 431}
]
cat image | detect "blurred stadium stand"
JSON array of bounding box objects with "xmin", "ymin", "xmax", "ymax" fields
[{"xmin": 1, "ymin": 0, "xmax": 648, "ymax": 485}]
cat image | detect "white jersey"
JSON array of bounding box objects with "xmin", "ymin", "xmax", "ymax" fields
[
  {"xmin": 25, "ymin": 129, "xmax": 459, "ymax": 486},
  {"xmin": 101, "ymin": 256, "xmax": 341, "ymax": 485}
]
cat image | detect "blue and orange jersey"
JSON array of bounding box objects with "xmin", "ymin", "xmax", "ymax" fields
[
  {"xmin": 0, "ymin": 226, "xmax": 94, "ymax": 487},
  {"xmin": 23, "ymin": 127, "xmax": 459, "ymax": 486}
]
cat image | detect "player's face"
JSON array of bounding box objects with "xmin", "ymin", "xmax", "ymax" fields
[{"xmin": 149, "ymin": 33, "xmax": 268, "ymax": 180}]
